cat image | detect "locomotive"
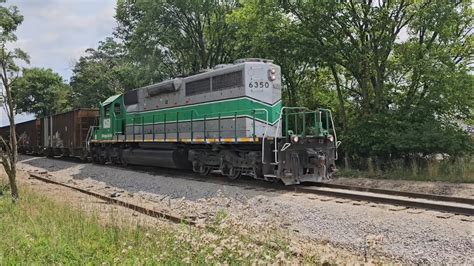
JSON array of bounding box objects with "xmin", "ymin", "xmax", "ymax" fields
[{"xmin": 88, "ymin": 58, "xmax": 339, "ymax": 185}]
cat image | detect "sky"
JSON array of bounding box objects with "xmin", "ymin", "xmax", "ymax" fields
[{"xmin": 1, "ymin": 0, "xmax": 117, "ymax": 126}]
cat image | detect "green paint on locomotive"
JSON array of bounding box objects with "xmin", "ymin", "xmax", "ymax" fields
[
  {"xmin": 93, "ymin": 95, "xmax": 282, "ymax": 141},
  {"xmin": 94, "ymin": 94, "xmax": 125, "ymax": 140}
]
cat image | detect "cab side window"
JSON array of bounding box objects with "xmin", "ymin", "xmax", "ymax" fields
[
  {"xmin": 114, "ymin": 103, "xmax": 121, "ymax": 115},
  {"xmin": 104, "ymin": 105, "xmax": 110, "ymax": 118}
]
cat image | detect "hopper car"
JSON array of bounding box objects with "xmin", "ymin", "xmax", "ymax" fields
[{"xmin": 0, "ymin": 109, "xmax": 98, "ymax": 159}]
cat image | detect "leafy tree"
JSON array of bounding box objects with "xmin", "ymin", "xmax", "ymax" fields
[
  {"xmin": 115, "ymin": 0, "xmax": 240, "ymax": 80},
  {"xmin": 281, "ymin": 0, "xmax": 473, "ymax": 163},
  {"xmin": 12, "ymin": 67, "xmax": 70, "ymax": 117},
  {"xmin": 0, "ymin": 0, "xmax": 29, "ymax": 202},
  {"xmin": 69, "ymin": 37, "xmax": 142, "ymax": 108}
]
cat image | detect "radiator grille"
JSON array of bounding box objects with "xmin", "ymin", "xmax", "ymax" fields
[
  {"xmin": 124, "ymin": 89, "xmax": 138, "ymax": 105},
  {"xmin": 212, "ymin": 71, "xmax": 243, "ymax": 91},
  {"xmin": 185, "ymin": 78, "xmax": 211, "ymax": 96}
]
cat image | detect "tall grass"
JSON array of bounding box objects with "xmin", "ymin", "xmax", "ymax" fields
[
  {"xmin": 338, "ymin": 157, "xmax": 474, "ymax": 183},
  {"xmin": 0, "ymin": 187, "xmax": 312, "ymax": 264}
]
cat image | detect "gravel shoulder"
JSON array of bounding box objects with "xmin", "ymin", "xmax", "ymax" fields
[
  {"xmin": 17, "ymin": 155, "xmax": 474, "ymax": 264},
  {"xmin": 330, "ymin": 176, "xmax": 474, "ymax": 198}
]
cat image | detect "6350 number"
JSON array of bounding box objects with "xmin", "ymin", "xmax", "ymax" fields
[{"xmin": 248, "ymin": 81, "xmax": 270, "ymax": 89}]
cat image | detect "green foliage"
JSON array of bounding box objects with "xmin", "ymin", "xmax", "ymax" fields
[
  {"xmin": 115, "ymin": 0, "xmax": 239, "ymax": 80},
  {"xmin": 337, "ymin": 156, "xmax": 474, "ymax": 183},
  {"xmin": 12, "ymin": 68, "xmax": 70, "ymax": 117},
  {"xmin": 69, "ymin": 37, "xmax": 143, "ymax": 108},
  {"xmin": 0, "ymin": 1, "xmax": 29, "ymax": 83},
  {"xmin": 344, "ymin": 112, "xmax": 473, "ymax": 158},
  {"xmin": 0, "ymin": 0, "xmax": 23, "ymax": 43},
  {"xmin": 282, "ymin": 0, "xmax": 473, "ymax": 162}
]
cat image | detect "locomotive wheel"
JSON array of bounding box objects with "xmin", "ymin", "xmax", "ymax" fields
[
  {"xmin": 222, "ymin": 167, "xmax": 242, "ymax": 180},
  {"xmin": 193, "ymin": 161, "xmax": 211, "ymax": 176},
  {"xmin": 199, "ymin": 164, "xmax": 212, "ymax": 176},
  {"xmin": 220, "ymin": 162, "xmax": 241, "ymax": 180},
  {"xmin": 200, "ymin": 166, "xmax": 211, "ymax": 176},
  {"xmin": 227, "ymin": 168, "xmax": 242, "ymax": 180}
]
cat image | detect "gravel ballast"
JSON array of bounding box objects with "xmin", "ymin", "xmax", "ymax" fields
[{"xmin": 19, "ymin": 156, "xmax": 474, "ymax": 264}]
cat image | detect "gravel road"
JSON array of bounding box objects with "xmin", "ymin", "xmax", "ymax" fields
[{"xmin": 19, "ymin": 155, "xmax": 474, "ymax": 264}]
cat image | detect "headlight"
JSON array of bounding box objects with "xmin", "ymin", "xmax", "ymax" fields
[
  {"xmin": 327, "ymin": 135, "xmax": 334, "ymax": 142},
  {"xmin": 291, "ymin": 135, "xmax": 299, "ymax": 143},
  {"xmin": 268, "ymin": 69, "xmax": 277, "ymax": 81}
]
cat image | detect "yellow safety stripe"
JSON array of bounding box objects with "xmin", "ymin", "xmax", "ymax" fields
[{"xmin": 90, "ymin": 137, "xmax": 260, "ymax": 144}]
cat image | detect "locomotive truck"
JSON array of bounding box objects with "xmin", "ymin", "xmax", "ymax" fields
[{"xmin": 88, "ymin": 58, "xmax": 339, "ymax": 185}]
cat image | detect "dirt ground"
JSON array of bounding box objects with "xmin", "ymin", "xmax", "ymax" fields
[{"xmin": 330, "ymin": 176, "xmax": 474, "ymax": 198}]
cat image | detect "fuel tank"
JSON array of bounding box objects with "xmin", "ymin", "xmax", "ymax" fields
[{"xmin": 121, "ymin": 148, "xmax": 191, "ymax": 169}]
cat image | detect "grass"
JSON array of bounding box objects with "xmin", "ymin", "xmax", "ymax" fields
[
  {"xmin": 337, "ymin": 157, "xmax": 474, "ymax": 183},
  {"xmin": 0, "ymin": 186, "xmax": 312, "ymax": 264}
]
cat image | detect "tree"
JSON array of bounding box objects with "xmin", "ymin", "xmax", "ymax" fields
[
  {"xmin": 12, "ymin": 67, "xmax": 70, "ymax": 117},
  {"xmin": 0, "ymin": 0, "xmax": 29, "ymax": 202},
  {"xmin": 69, "ymin": 37, "xmax": 142, "ymax": 108},
  {"xmin": 115, "ymin": 0, "xmax": 240, "ymax": 80},
  {"xmin": 281, "ymin": 0, "xmax": 473, "ymax": 165}
]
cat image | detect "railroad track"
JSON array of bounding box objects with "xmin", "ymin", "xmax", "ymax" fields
[
  {"xmin": 22, "ymin": 155, "xmax": 474, "ymax": 217},
  {"xmin": 28, "ymin": 172, "xmax": 196, "ymax": 226},
  {"xmin": 291, "ymin": 184, "xmax": 474, "ymax": 216}
]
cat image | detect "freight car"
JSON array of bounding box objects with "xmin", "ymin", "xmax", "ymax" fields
[
  {"xmin": 0, "ymin": 119, "xmax": 38, "ymax": 154},
  {"xmin": 0, "ymin": 109, "xmax": 99, "ymax": 159},
  {"xmin": 88, "ymin": 59, "xmax": 339, "ymax": 185}
]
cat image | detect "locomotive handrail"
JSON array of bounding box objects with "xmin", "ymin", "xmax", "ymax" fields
[
  {"xmin": 273, "ymin": 107, "xmax": 310, "ymax": 164},
  {"xmin": 318, "ymin": 108, "xmax": 340, "ymax": 160},
  {"xmin": 121, "ymin": 108, "xmax": 268, "ymax": 144}
]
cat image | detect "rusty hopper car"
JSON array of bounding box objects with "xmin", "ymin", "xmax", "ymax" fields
[
  {"xmin": 16, "ymin": 119, "xmax": 41, "ymax": 154},
  {"xmin": 0, "ymin": 119, "xmax": 41, "ymax": 154},
  {"xmin": 0, "ymin": 109, "xmax": 99, "ymax": 159},
  {"xmin": 43, "ymin": 109, "xmax": 98, "ymax": 158}
]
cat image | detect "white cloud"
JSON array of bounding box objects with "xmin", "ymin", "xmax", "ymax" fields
[
  {"xmin": 1, "ymin": 0, "xmax": 117, "ymax": 125},
  {"xmin": 8, "ymin": 0, "xmax": 116, "ymax": 80}
]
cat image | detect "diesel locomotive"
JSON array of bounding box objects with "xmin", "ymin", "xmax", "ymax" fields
[{"xmin": 89, "ymin": 58, "xmax": 339, "ymax": 185}]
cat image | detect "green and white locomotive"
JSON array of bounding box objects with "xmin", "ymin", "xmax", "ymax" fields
[{"xmin": 89, "ymin": 58, "xmax": 339, "ymax": 185}]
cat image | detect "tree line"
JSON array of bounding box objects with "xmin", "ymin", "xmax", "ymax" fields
[{"xmin": 11, "ymin": 0, "xmax": 474, "ymax": 171}]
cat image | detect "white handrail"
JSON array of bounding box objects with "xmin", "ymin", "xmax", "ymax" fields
[{"xmin": 273, "ymin": 107, "xmax": 310, "ymax": 164}]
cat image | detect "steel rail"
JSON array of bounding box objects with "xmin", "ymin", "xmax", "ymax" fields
[
  {"xmin": 312, "ymin": 182, "xmax": 474, "ymax": 205},
  {"xmin": 291, "ymin": 186, "xmax": 474, "ymax": 216},
  {"xmin": 23, "ymin": 156, "xmax": 474, "ymax": 216},
  {"xmin": 28, "ymin": 172, "xmax": 196, "ymax": 225}
]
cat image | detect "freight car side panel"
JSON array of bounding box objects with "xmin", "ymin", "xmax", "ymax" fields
[
  {"xmin": 16, "ymin": 119, "xmax": 40, "ymax": 149},
  {"xmin": 43, "ymin": 109, "xmax": 99, "ymax": 157}
]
